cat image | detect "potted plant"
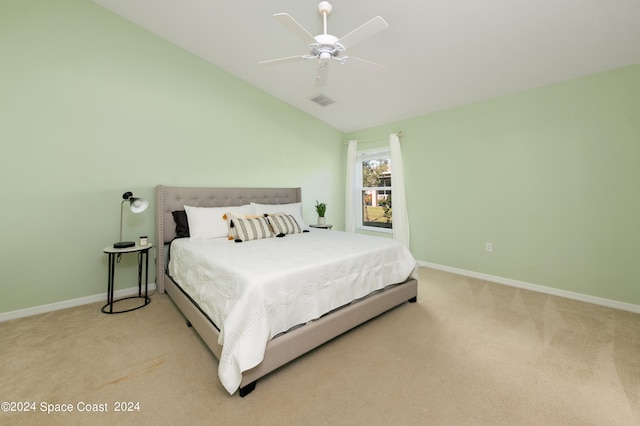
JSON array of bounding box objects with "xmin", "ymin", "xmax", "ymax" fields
[{"xmin": 315, "ymin": 200, "xmax": 327, "ymax": 225}]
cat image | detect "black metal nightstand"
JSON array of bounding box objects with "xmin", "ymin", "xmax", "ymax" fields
[{"xmin": 102, "ymin": 244, "xmax": 152, "ymax": 314}]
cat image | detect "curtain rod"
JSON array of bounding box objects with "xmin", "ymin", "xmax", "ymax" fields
[{"xmin": 344, "ymin": 131, "xmax": 403, "ymax": 145}]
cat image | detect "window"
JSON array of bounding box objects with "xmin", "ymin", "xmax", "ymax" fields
[{"xmin": 356, "ymin": 149, "xmax": 392, "ymax": 232}]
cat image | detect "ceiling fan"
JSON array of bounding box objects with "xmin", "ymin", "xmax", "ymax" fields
[{"xmin": 259, "ymin": 1, "xmax": 389, "ymax": 87}]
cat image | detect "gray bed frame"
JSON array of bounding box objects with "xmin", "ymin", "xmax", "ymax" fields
[{"xmin": 155, "ymin": 185, "xmax": 418, "ymax": 396}]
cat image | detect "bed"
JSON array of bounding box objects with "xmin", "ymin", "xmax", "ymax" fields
[{"xmin": 155, "ymin": 185, "xmax": 418, "ymax": 396}]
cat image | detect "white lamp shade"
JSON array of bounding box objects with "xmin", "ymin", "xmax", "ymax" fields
[{"xmin": 129, "ymin": 198, "xmax": 149, "ymax": 213}]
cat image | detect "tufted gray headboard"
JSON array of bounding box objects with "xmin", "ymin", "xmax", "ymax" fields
[{"xmin": 155, "ymin": 185, "xmax": 302, "ymax": 293}]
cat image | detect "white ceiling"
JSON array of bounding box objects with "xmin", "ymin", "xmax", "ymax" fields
[{"xmin": 93, "ymin": 0, "xmax": 640, "ymax": 133}]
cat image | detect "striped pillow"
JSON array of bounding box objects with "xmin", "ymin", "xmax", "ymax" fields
[
  {"xmin": 232, "ymin": 217, "xmax": 273, "ymax": 242},
  {"xmin": 267, "ymin": 214, "xmax": 302, "ymax": 235},
  {"xmin": 224, "ymin": 212, "xmax": 262, "ymax": 240}
]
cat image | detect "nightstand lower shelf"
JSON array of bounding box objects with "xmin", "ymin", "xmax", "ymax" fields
[{"xmin": 101, "ymin": 295, "xmax": 150, "ymax": 314}]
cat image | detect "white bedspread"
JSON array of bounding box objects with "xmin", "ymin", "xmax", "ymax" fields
[{"xmin": 168, "ymin": 230, "xmax": 416, "ymax": 394}]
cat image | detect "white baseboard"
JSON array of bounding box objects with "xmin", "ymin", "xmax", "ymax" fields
[
  {"xmin": 418, "ymin": 261, "xmax": 640, "ymax": 314},
  {"xmin": 0, "ymin": 283, "xmax": 157, "ymax": 323}
]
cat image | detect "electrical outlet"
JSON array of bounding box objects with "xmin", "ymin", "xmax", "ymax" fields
[{"xmin": 485, "ymin": 242, "xmax": 493, "ymax": 252}]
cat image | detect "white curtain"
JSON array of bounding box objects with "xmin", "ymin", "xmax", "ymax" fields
[
  {"xmin": 345, "ymin": 140, "xmax": 358, "ymax": 233},
  {"xmin": 390, "ymin": 133, "xmax": 410, "ymax": 248}
]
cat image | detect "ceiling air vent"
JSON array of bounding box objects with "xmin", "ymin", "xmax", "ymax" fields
[{"xmin": 309, "ymin": 93, "xmax": 335, "ymax": 107}]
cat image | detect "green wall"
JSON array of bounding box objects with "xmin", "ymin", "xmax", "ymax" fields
[
  {"xmin": 3, "ymin": 0, "xmax": 639, "ymax": 314},
  {"xmin": 347, "ymin": 64, "xmax": 640, "ymax": 305},
  {"xmin": 0, "ymin": 0, "xmax": 343, "ymax": 313}
]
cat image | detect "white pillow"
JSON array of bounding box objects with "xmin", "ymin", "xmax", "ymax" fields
[
  {"xmin": 251, "ymin": 202, "xmax": 308, "ymax": 230},
  {"xmin": 184, "ymin": 204, "xmax": 252, "ymax": 240}
]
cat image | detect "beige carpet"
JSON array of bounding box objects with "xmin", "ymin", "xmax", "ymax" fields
[{"xmin": 1, "ymin": 267, "xmax": 639, "ymax": 425}]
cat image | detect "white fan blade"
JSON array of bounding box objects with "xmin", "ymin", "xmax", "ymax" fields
[
  {"xmin": 315, "ymin": 61, "xmax": 329, "ymax": 87},
  {"xmin": 338, "ymin": 16, "xmax": 388, "ymax": 49},
  {"xmin": 274, "ymin": 13, "xmax": 317, "ymax": 44},
  {"xmin": 259, "ymin": 55, "xmax": 306, "ymax": 65},
  {"xmin": 343, "ymin": 56, "xmax": 386, "ymax": 74}
]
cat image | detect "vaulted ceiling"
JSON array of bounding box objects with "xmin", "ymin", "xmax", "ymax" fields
[{"xmin": 93, "ymin": 0, "xmax": 640, "ymax": 132}]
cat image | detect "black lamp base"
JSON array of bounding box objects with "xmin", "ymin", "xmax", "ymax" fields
[{"xmin": 113, "ymin": 241, "xmax": 135, "ymax": 249}]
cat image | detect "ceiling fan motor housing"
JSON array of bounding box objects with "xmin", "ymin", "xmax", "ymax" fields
[{"xmin": 311, "ymin": 34, "xmax": 343, "ymax": 60}]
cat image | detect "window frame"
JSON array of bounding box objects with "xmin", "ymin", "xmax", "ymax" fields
[{"xmin": 355, "ymin": 148, "xmax": 393, "ymax": 234}]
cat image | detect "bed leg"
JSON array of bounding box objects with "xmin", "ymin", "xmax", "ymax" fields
[
  {"xmin": 239, "ymin": 381, "xmax": 256, "ymax": 397},
  {"xmin": 408, "ymin": 296, "xmax": 417, "ymax": 303}
]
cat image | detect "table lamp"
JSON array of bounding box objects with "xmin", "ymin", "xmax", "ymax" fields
[{"xmin": 114, "ymin": 191, "xmax": 148, "ymax": 248}]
